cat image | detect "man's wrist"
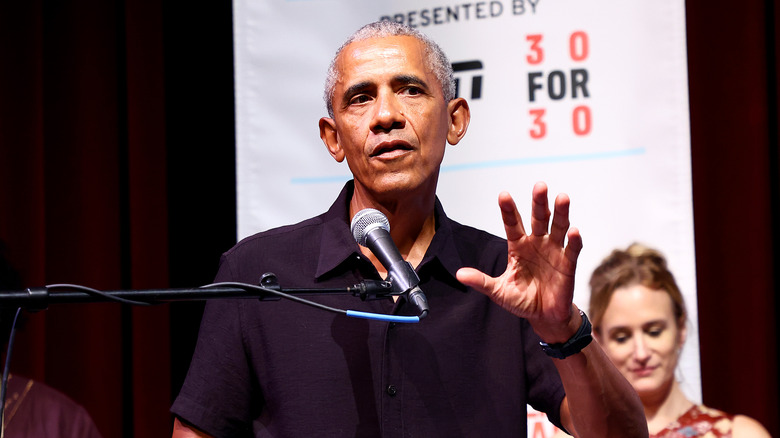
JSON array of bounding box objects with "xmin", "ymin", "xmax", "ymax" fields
[{"xmin": 539, "ymin": 310, "xmax": 593, "ymax": 360}]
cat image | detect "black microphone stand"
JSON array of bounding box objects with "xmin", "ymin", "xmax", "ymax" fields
[
  {"xmin": 0, "ymin": 273, "xmax": 396, "ymax": 311},
  {"xmin": 0, "ymin": 274, "xmax": 422, "ymax": 434}
]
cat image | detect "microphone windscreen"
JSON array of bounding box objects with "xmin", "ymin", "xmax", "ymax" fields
[{"xmin": 350, "ymin": 209, "xmax": 390, "ymax": 246}]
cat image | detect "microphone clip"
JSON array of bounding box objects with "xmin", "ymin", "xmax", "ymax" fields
[{"xmin": 351, "ymin": 280, "xmax": 395, "ymax": 301}]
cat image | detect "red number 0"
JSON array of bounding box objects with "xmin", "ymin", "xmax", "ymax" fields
[
  {"xmin": 572, "ymin": 105, "xmax": 592, "ymax": 135},
  {"xmin": 569, "ymin": 31, "xmax": 589, "ymax": 61}
]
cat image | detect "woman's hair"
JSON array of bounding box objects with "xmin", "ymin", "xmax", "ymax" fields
[
  {"xmin": 323, "ymin": 20, "xmax": 456, "ymax": 118},
  {"xmin": 588, "ymin": 243, "xmax": 687, "ymax": 335}
]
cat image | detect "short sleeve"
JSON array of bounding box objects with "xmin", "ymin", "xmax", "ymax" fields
[
  {"xmin": 171, "ymin": 256, "xmax": 258, "ymax": 438},
  {"xmin": 522, "ymin": 320, "xmax": 567, "ymax": 430}
]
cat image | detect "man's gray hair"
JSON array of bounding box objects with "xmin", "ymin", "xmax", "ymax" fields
[{"xmin": 323, "ymin": 21, "xmax": 456, "ymax": 118}]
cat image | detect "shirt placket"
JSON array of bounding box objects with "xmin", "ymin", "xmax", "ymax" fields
[{"xmin": 380, "ymin": 299, "xmax": 407, "ymax": 438}]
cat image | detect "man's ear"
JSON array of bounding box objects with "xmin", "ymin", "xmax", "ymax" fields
[
  {"xmin": 446, "ymin": 97, "xmax": 471, "ymax": 145},
  {"xmin": 319, "ymin": 117, "xmax": 344, "ymax": 162}
]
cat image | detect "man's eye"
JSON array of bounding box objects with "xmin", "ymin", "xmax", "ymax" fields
[
  {"xmin": 403, "ymin": 86, "xmax": 423, "ymax": 96},
  {"xmin": 350, "ymin": 95, "xmax": 371, "ymax": 105}
]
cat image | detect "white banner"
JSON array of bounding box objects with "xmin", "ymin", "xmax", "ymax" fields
[{"xmin": 233, "ymin": 1, "xmax": 698, "ymax": 432}]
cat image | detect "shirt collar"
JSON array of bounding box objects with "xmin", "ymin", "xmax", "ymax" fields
[
  {"xmin": 315, "ymin": 182, "xmax": 361, "ymax": 279},
  {"xmin": 420, "ymin": 198, "xmax": 467, "ymax": 290},
  {"xmin": 314, "ymin": 181, "xmax": 466, "ymax": 289}
]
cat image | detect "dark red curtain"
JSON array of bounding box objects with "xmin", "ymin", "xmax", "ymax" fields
[
  {"xmin": 0, "ymin": 1, "xmax": 777, "ymax": 437},
  {"xmin": 687, "ymin": 0, "xmax": 779, "ymax": 434},
  {"xmin": 0, "ymin": 1, "xmax": 234, "ymax": 437},
  {"xmin": 0, "ymin": 0, "xmax": 171, "ymax": 436}
]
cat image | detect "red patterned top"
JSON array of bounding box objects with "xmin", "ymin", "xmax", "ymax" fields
[{"xmin": 651, "ymin": 405, "xmax": 735, "ymax": 438}]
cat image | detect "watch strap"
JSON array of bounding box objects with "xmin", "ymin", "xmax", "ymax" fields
[{"xmin": 539, "ymin": 310, "xmax": 593, "ymax": 359}]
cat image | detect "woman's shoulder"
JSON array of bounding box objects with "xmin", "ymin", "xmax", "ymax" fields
[
  {"xmin": 694, "ymin": 404, "xmax": 771, "ymax": 438},
  {"xmin": 731, "ymin": 413, "xmax": 771, "ymax": 438}
]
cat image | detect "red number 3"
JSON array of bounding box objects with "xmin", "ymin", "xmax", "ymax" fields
[{"xmin": 526, "ymin": 34, "xmax": 543, "ymax": 65}]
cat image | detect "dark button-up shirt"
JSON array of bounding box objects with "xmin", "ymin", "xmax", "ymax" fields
[{"xmin": 172, "ymin": 181, "xmax": 565, "ymax": 437}]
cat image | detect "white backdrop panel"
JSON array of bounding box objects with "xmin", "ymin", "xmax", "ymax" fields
[{"xmin": 233, "ymin": 0, "xmax": 699, "ymax": 430}]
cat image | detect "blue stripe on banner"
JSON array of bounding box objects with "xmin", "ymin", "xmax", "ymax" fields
[{"xmin": 290, "ymin": 147, "xmax": 645, "ymax": 185}]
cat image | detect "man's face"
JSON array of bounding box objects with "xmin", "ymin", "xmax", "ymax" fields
[{"xmin": 320, "ymin": 36, "xmax": 465, "ymax": 204}]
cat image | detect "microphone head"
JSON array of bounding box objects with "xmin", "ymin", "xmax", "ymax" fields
[{"xmin": 350, "ymin": 208, "xmax": 390, "ymax": 246}]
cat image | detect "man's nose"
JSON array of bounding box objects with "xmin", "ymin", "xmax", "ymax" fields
[{"xmin": 371, "ymin": 92, "xmax": 405, "ymax": 132}]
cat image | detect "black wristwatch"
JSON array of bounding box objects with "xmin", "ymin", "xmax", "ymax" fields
[{"xmin": 539, "ymin": 310, "xmax": 593, "ymax": 359}]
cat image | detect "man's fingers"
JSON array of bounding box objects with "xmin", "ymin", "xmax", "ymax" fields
[
  {"xmin": 531, "ymin": 182, "xmax": 551, "ymax": 237},
  {"xmin": 564, "ymin": 227, "xmax": 584, "ymax": 264},
  {"xmin": 498, "ymin": 192, "xmax": 526, "ymax": 242},
  {"xmin": 549, "ymin": 193, "xmax": 571, "ymax": 246},
  {"xmin": 456, "ymin": 267, "xmax": 495, "ymax": 296}
]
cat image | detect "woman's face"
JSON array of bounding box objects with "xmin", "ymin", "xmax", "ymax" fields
[{"xmin": 596, "ymin": 284, "xmax": 685, "ymax": 401}]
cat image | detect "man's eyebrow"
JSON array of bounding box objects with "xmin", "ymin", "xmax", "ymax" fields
[
  {"xmin": 343, "ymin": 81, "xmax": 373, "ymax": 101},
  {"xmin": 341, "ymin": 75, "xmax": 432, "ymax": 106},
  {"xmin": 393, "ymin": 74, "xmax": 429, "ymax": 89}
]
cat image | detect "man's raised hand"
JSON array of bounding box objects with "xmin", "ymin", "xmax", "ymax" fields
[{"xmin": 456, "ymin": 182, "xmax": 584, "ymax": 342}]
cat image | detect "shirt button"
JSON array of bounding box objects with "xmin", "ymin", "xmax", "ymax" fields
[{"xmin": 386, "ymin": 385, "xmax": 398, "ymax": 396}]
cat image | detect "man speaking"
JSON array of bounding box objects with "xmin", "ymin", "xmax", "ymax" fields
[{"xmin": 171, "ymin": 21, "xmax": 646, "ymax": 438}]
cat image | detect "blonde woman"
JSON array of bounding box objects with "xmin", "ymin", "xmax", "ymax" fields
[{"xmin": 558, "ymin": 244, "xmax": 770, "ymax": 437}]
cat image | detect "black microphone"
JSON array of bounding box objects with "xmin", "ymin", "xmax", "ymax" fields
[{"xmin": 351, "ymin": 209, "xmax": 429, "ymax": 318}]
